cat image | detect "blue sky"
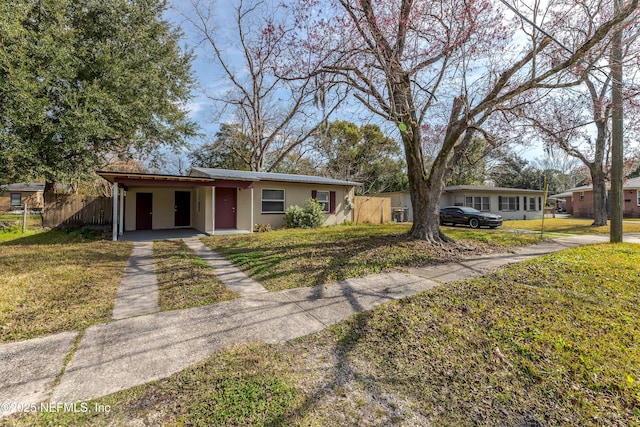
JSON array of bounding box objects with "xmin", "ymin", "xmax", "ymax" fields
[{"xmin": 163, "ymin": 0, "xmax": 546, "ymax": 165}]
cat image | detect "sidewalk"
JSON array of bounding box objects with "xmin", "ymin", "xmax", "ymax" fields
[{"xmin": 1, "ymin": 233, "xmax": 638, "ymax": 416}]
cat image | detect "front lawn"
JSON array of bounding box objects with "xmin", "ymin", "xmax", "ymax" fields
[
  {"xmin": 154, "ymin": 240, "xmax": 239, "ymax": 311},
  {"xmin": 202, "ymin": 224, "xmax": 545, "ymax": 291},
  {"xmin": 13, "ymin": 243, "xmax": 639, "ymax": 426},
  {"xmin": 0, "ymin": 230, "xmax": 132, "ymax": 342},
  {"xmin": 505, "ymin": 218, "xmax": 640, "ymax": 234}
]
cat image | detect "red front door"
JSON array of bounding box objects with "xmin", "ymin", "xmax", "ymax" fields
[
  {"xmin": 136, "ymin": 193, "xmax": 153, "ymax": 230},
  {"xmin": 215, "ymin": 187, "xmax": 237, "ymax": 229}
]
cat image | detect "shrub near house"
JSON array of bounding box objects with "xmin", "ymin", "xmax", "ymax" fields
[{"xmin": 285, "ymin": 199, "xmax": 325, "ymax": 228}]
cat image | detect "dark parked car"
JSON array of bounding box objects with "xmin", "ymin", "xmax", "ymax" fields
[{"xmin": 439, "ymin": 206, "xmax": 503, "ymax": 229}]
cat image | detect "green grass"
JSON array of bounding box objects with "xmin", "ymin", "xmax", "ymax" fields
[
  {"xmin": 11, "ymin": 243, "xmax": 639, "ymax": 426},
  {"xmin": 0, "ymin": 230, "xmax": 132, "ymax": 342},
  {"xmin": 153, "ymin": 240, "xmax": 239, "ymax": 311},
  {"xmin": 202, "ymin": 224, "xmax": 545, "ymax": 290},
  {"xmin": 0, "ymin": 213, "xmax": 44, "ymax": 243},
  {"xmin": 505, "ymin": 218, "xmax": 640, "ymax": 234}
]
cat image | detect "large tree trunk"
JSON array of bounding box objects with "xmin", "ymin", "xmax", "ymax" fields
[
  {"xmin": 43, "ymin": 180, "xmax": 57, "ymax": 215},
  {"xmin": 400, "ymin": 119, "xmax": 451, "ymax": 244},
  {"xmin": 400, "ymin": 94, "xmax": 467, "ymax": 245},
  {"xmin": 590, "ymin": 169, "xmax": 608, "ymax": 226}
]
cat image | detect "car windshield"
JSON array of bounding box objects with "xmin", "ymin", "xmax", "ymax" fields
[{"xmin": 458, "ymin": 207, "xmax": 481, "ymax": 213}]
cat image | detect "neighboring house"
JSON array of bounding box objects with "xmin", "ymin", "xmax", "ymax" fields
[
  {"xmin": 553, "ymin": 176, "xmax": 640, "ymax": 218},
  {"xmin": 0, "ymin": 182, "xmax": 46, "ymax": 210},
  {"xmin": 548, "ymin": 191, "xmax": 573, "ymax": 214},
  {"xmin": 384, "ymin": 185, "xmax": 546, "ymax": 222},
  {"xmin": 98, "ymin": 168, "xmax": 361, "ymax": 240}
]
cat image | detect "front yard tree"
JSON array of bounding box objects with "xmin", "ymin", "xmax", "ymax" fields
[
  {"xmin": 0, "ymin": 0, "xmax": 196, "ymax": 188},
  {"xmin": 293, "ymin": 0, "xmax": 639, "ymax": 244}
]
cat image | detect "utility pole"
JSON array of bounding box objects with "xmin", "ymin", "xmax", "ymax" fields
[{"xmin": 610, "ymin": 0, "xmax": 624, "ymax": 243}]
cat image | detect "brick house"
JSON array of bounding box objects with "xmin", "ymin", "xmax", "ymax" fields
[{"xmin": 556, "ymin": 176, "xmax": 640, "ymax": 218}]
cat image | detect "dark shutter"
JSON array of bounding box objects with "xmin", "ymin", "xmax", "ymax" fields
[
  {"xmin": 523, "ymin": 197, "xmax": 527, "ymax": 210},
  {"xmin": 498, "ymin": 196, "xmax": 502, "ymax": 211},
  {"xmin": 329, "ymin": 191, "xmax": 336, "ymax": 214},
  {"xmin": 516, "ymin": 197, "xmax": 520, "ymax": 211},
  {"xmin": 538, "ymin": 197, "xmax": 542, "ymax": 211},
  {"xmin": 311, "ymin": 190, "xmax": 317, "ymax": 200}
]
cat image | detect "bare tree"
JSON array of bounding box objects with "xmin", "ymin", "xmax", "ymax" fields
[
  {"xmin": 184, "ymin": 0, "xmax": 346, "ymax": 172},
  {"xmin": 293, "ymin": 0, "xmax": 638, "ymax": 244},
  {"xmin": 507, "ymin": 0, "xmax": 640, "ymax": 225}
]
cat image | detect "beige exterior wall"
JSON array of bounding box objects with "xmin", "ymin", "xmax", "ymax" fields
[
  {"xmin": 193, "ymin": 187, "xmax": 214, "ymax": 234},
  {"xmin": 124, "ymin": 187, "xmax": 200, "ymax": 231},
  {"xmin": 236, "ymin": 188, "xmax": 253, "ymax": 231},
  {"xmin": 250, "ymin": 182, "xmax": 355, "ymax": 229},
  {"xmin": 121, "ymin": 182, "xmax": 355, "ymax": 233}
]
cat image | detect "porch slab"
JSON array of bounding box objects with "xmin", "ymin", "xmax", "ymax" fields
[{"xmin": 119, "ymin": 229, "xmax": 208, "ymax": 242}]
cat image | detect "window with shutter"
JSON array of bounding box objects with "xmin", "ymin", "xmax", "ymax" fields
[{"xmin": 315, "ymin": 191, "xmax": 330, "ymax": 212}]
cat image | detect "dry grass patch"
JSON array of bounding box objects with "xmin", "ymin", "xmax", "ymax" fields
[
  {"xmin": 202, "ymin": 224, "xmax": 544, "ymax": 291},
  {"xmin": 154, "ymin": 240, "xmax": 238, "ymax": 311},
  {"xmin": 10, "ymin": 243, "xmax": 639, "ymax": 426},
  {"xmin": 505, "ymin": 218, "xmax": 640, "ymax": 234},
  {"xmin": 0, "ymin": 230, "xmax": 132, "ymax": 342}
]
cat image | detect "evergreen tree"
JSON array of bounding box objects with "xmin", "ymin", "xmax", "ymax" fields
[{"xmin": 0, "ymin": 0, "xmax": 196, "ymax": 187}]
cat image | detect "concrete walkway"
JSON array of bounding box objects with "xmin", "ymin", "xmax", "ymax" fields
[
  {"xmin": 112, "ymin": 242, "xmax": 159, "ymax": 320},
  {"xmin": 1, "ymin": 233, "xmax": 639, "ymax": 416},
  {"xmin": 182, "ymin": 238, "xmax": 267, "ymax": 296}
]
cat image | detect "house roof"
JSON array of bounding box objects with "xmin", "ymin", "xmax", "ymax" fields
[
  {"xmin": 97, "ymin": 168, "xmax": 361, "ymax": 188},
  {"xmin": 0, "ymin": 182, "xmax": 46, "ymax": 192},
  {"xmin": 564, "ymin": 176, "xmax": 640, "ymax": 193},
  {"xmin": 189, "ymin": 167, "xmax": 362, "ymax": 187},
  {"xmin": 549, "ymin": 191, "xmax": 573, "ymax": 199},
  {"xmin": 444, "ymin": 185, "xmax": 544, "ymax": 194}
]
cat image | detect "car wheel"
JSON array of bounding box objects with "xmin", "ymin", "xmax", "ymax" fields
[{"xmin": 469, "ymin": 218, "xmax": 480, "ymax": 229}]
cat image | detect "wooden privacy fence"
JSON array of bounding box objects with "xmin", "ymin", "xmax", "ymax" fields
[
  {"xmin": 44, "ymin": 194, "xmax": 112, "ymax": 228},
  {"xmin": 354, "ymin": 195, "xmax": 391, "ymax": 224}
]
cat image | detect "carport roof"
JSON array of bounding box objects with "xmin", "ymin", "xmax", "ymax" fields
[{"xmin": 96, "ymin": 171, "xmax": 217, "ymax": 187}]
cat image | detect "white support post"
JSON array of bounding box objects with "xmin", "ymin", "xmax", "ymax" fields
[
  {"xmin": 250, "ymin": 187, "xmax": 254, "ymax": 233},
  {"xmin": 211, "ymin": 186, "xmax": 216, "ymax": 235},
  {"xmin": 112, "ymin": 182, "xmax": 118, "ymax": 241},
  {"xmin": 118, "ymin": 187, "xmax": 124, "ymax": 236}
]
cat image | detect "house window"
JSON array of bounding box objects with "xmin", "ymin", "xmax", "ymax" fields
[
  {"xmin": 499, "ymin": 196, "xmax": 519, "ymax": 211},
  {"xmin": 579, "ymin": 192, "xmax": 585, "ymax": 201},
  {"xmin": 465, "ymin": 196, "xmax": 489, "ymax": 211},
  {"xmin": 10, "ymin": 193, "xmax": 21, "ymax": 207},
  {"xmin": 528, "ymin": 197, "xmax": 536, "ymax": 211},
  {"xmin": 312, "ymin": 190, "xmax": 336, "ymax": 213},
  {"xmin": 262, "ymin": 189, "xmax": 285, "ymax": 213},
  {"xmin": 316, "ymin": 191, "xmax": 330, "ymax": 212},
  {"xmin": 637, "ymin": 191, "xmax": 640, "ymax": 206}
]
